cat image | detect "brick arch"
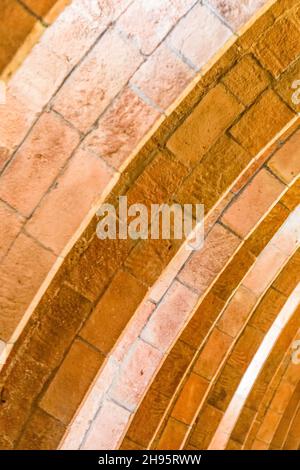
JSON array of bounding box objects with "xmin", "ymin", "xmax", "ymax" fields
[{"xmin": 1, "ymin": 0, "xmax": 300, "ymax": 450}]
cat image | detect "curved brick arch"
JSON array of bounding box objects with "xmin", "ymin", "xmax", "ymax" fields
[{"xmin": 1, "ymin": 0, "xmax": 300, "ymax": 451}]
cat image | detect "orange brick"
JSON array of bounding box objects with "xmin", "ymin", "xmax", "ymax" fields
[
  {"xmin": 172, "ymin": 373, "xmax": 209, "ymax": 425},
  {"xmin": 222, "ymin": 54, "xmax": 270, "ymax": 106},
  {"xmin": 0, "ymin": 200, "xmax": 24, "ymax": 261},
  {"xmin": 83, "ymin": 87, "xmax": 159, "ymax": 170},
  {"xmin": 222, "ymin": 169, "xmax": 285, "ymax": 238},
  {"xmin": 218, "ymin": 285, "xmax": 257, "ymax": 337},
  {"xmin": 230, "ymin": 90, "xmax": 294, "ymax": 156},
  {"xmin": 53, "ymin": 29, "xmax": 142, "ymax": 132},
  {"xmin": 0, "ymin": 111, "xmax": 80, "ymax": 217},
  {"xmin": 157, "ymin": 418, "xmax": 188, "ymax": 450},
  {"xmin": 189, "ymin": 404, "xmax": 223, "ymax": 449},
  {"xmin": 268, "ymin": 130, "xmax": 300, "ymax": 183},
  {"xmin": 194, "ymin": 329, "xmax": 233, "ymax": 380},
  {"xmin": 167, "ymin": 84, "xmax": 244, "ymax": 168},
  {"xmin": 80, "ymin": 270, "xmax": 147, "ymax": 354},
  {"xmin": 40, "ymin": 338, "xmax": 104, "ymax": 424}
]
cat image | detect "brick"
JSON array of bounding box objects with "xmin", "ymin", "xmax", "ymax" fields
[
  {"xmin": 176, "ymin": 135, "xmax": 251, "ymax": 209},
  {"xmin": 0, "ymin": 111, "xmax": 80, "ymax": 217},
  {"xmin": 167, "ymin": 3, "xmax": 231, "ymax": 70},
  {"xmin": 280, "ymin": 178, "xmax": 300, "ymax": 211},
  {"xmin": 157, "ymin": 418, "xmax": 188, "ymax": 450},
  {"xmin": 254, "ymin": 14, "xmax": 300, "ymax": 77},
  {"xmin": 218, "ymin": 286, "xmax": 257, "ymax": 338},
  {"xmin": 117, "ymin": 0, "xmax": 195, "ymax": 55},
  {"xmin": 231, "ymin": 406, "xmax": 256, "ymax": 444},
  {"xmin": 82, "ymin": 400, "xmax": 131, "ymax": 450},
  {"xmin": 208, "ymin": 0, "xmax": 268, "ymax": 31},
  {"xmin": 272, "ymin": 250, "xmax": 300, "ymax": 296},
  {"xmin": 17, "ymin": 408, "xmax": 65, "ymax": 450},
  {"xmin": 249, "ymin": 288, "xmax": 286, "ymax": 333},
  {"xmin": 109, "ymin": 339, "xmax": 162, "ymax": 411},
  {"xmin": 53, "ymin": 29, "xmax": 142, "ymax": 132},
  {"xmin": 243, "ymin": 243, "xmax": 288, "ymax": 297},
  {"xmin": 270, "ymin": 381, "xmax": 294, "ymax": 414},
  {"xmin": 245, "ymin": 202, "xmax": 290, "ymax": 257},
  {"xmin": 230, "ymin": 90, "xmax": 295, "ymax": 156},
  {"xmin": 222, "ymin": 55, "xmax": 270, "ymax": 106},
  {"xmin": 167, "ymin": 84, "xmax": 244, "ymax": 168},
  {"xmin": 0, "ymin": 200, "xmax": 24, "ymax": 261},
  {"xmin": 257, "ymin": 409, "xmax": 282, "ymax": 443},
  {"xmin": 274, "ymin": 56, "xmax": 300, "ymax": 113},
  {"xmin": 227, "ymin": 325, "xmax": 264, "ymax": 372},
  {"xmin": 26, "ymin": 147, "xmax": 115, "ymax": 255},
  {"xmin": 131, "ymin": 43, "xmax": 194, "ymax": 110},
  {"xmin": 83, "ymin": 87, "xmax": 159, "ymax": 170},
  {"xmin": 172, "ymin": 373, "xmax": 209, "ymax": 424},
  {"xmin": 178, "ymin": 223, "xmax": 240, "ymax": 293},
  {"xmin": 40, "ymin": 339, "xmax": 104, "ymax": 424},
  {"xmin": 268, "ymin": 130, "xmax": 300, "ymax": 183},
  {"xmin": 190, "ymin": 404, "xmax": 223, "ymax": 449},
  {"xmin": 80, "ymin": 270, "xmax": 147, "ymax": 354},
  {"xmin": 0, "ymin": 0, "xmax": 36, "ymax": 71},
  {"xmin": 208, "ymin": 363, "xmax": 244, "ymax": 411},
  {"xmin": 194, "ymin": 329, "xmax": 233, "ymax": 380},
  {"xmin": 0, "ymin": 233, "xmax": 56, "ymax": 341},
  {"xmin": 222, "ymin": 169, "xmax": 285, "ymax": 238},
  {"xmin": 141, "ymin": 281, "xmax": 198, "ymax": 351}
]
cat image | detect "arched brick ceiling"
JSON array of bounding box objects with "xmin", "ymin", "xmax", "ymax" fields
[{"xmin": 0, "ymin": 0, "xmax": 300, "ymax": 451}]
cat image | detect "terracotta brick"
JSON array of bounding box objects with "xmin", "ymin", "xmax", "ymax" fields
[
  {"xmin": 230, "ymin": 90, "xmax": 295, "ymax": 156},
  {"xmin": 0, "ymin": 200, "xmax": 24, "ymax": 261},
  {"xmin": 40, "ymin": 339, "xmax": 104, "ymax": 424},
  {"xmin": 0, "ymin": 233, "xmax": 56, "ymax": 341},
  {"xmin": 151, "ymin": 340, "xmax": 195, "ymax": 399},
  {"xmin": 167, "ymin": 84, "xmax": 244, "ymax": 168},
  {"xmin": 82, "ymin": 400, "xmax": 131, "ymax": 450},
  {"xmin": 208, "ymin": 363, "xmax": 243, "ymax": 411},
  {"xmin": 180, "ymin": 292, "xmax": 226, "ymax": 349},
  {"xmin": 141, "ymin": 281, "xmax": 198, "ymax": 351},
  {"xmin": 222, "ymin": 169, "xmax": 285, "ymax": 238},
  {"xmin": 117, "ymin": 0, "xmax": 195, "ymax": 55},
  {"xmin": 272, "ymin": 250, "xmax": 300, "ymax": 296},
  {"xmin": 167, "ymin": 3, "xmax": 231, "ymax": 70},
  {"xmin": 227, "ymin": 325, "xmax": 264, "ymax": 373},
  {"xmin": 172, "ymin": 373, "xmax": 209, "ymax": 424},
  {"xmin": 125, "ymin": 388, "xmax": 169, "ymax": 448},
  {"xmin": 109, "ymin": 339, "xmax": 162, "ymax": 411},
  {"xmin": 280, "ymin": 178, "xmax": 300, "ymax": 211},
  {"xmin": 274, "ymin": 56, "xmax": 300, "ymax": 113},
  {"xmin": 222, "ymin": 55, "xmax": 270, "ymax": 106},
  {"xmin": 25, "ymin": 147, "xmax": 115, "ymax": 255},
  {"xmin": 178, "ymin": 223, "xmax": 240, "ymax": 293},
  {"xmin": 218, "ymin": 285, "xmax": 257, "ymax": 338},
  {"xmin": 157, "ymin": 418, "xmax": 188, "ymax": 450},
  {"xmin": 231, "ymin": 406, "xmax": 256, "ymax": 444},
  {"xmin": 249, "ymin": 288, "xmax": 286, "ymax": 333},
  {"xmin": 120, "ymin": 438, "xmax": 143, "ymax": 450},
  {"xmin": 270, "ymin": 381, "xmax": 294, "ymax": 414},
  {"xmin": 245, "ymin": 202, "xmax": 290, "ymax": 257},
  {"xmin": 0, "ymin": 111, "xmax": 80, "ymax": 217},
  {"xmin": 255, "ymin": 14, "xmax": 300, "ymax": 77},
  {"xmin": 189, "ymin": 404, "xmax": 223, "ymax": 449},
  {"xmin": 268, "ymin": 130, "xmax": 300, "ymax": 184},
  {"xmin": 131, "ymin": 43, "xmax": 194, "ymax": 110},
  {"xmin": 0, "ymin": 0, "xmax": 36, "ymax": 71},
  {"xmin": 257, "ymin": 409, "xmax": 282, "ymax": 443},
  {"xmin": 53, "ymin": 29, "xmax": 142, "ymax": 132},
  {"xmin": 176, "ymin": 135, "xmax": 251, "ymax": 209},
  {"xmin": 243, "ymin": 243, "xmax": 288, "ymax": 297},
  {"xmin": 212, "ymin": 245, "xmax": 256, "ymax": 302},
  {"xmin": 83, "ymin": 87, "xmax": 159, "ymax": 170},
  {"xmin": 80, "ymin": 270, "xmax": 147, "ymax": 354},
  {"xmin": 208, "ymin": 0, "xmax": 268, "ymax": 31},
  {"xmin": 194, "ymin": 329, "xmax": 233, "ymax": 380},
  {"xmin": 17, "ymin": 408, "xmax": 65, "ymax": 450}
]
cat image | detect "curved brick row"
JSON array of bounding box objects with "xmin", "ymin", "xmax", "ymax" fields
[{"xmin": 0, "ymin": 0, "xmax": 300, "ymax": 450}]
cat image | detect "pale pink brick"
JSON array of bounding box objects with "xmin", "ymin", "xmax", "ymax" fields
[
  {"xmin": 178, "ymin": 223, "xmax": 240, "ymax": 293},
  {"xmin": 131, "ymin": 43, "xmax": 194, "ymax": 109},
  {"xmin": 82, "ymin": 400, "xmax": 131, "ymax": 450},
  {"xmin": 0, "ymin": 233, "xmax": 56, "ymax": 341},
  {"xmin": 0, "ymin": 111, "xmax": 80, "ymax": 217},
  {"xmin": 26, "ymin": 147, "xmax": 116, "ymax": 255},
  {"xmin": 83, "ymin": 87, "xmax": 159, "ymax": 170},
  {"xmin": 141, "ymin": 280, "xmax": 198, "ymax": 351},
  {"xmin": 271, "ymin": 207, "xmax": 300, "ymax": 256},
  {"xmin": 207, "ymin": 0, "xmax": 268, "ymax": 31},
  {"xmin": 53, "ymin": 29, "xmax": 143, "ymax": 133},
  {"xmin": 222, "ymin": 169, "xmax": 285, "ymax": 238},
  {"xmin": 109, "ymin": 339, "xmax": 162, "ymax": 411},
  {"xmin": 0, "ymin": 200, "xmax": 25, "ymax": 261},
  {"xmin": 218, "ymin": 285, "xmax": 257, "ymax": 337},
  {"xmin": 117, "ymin": 0, "xmax": 197, "ymax": 55},
  {"xmin": 243, "ymin": 243, "xmax": 288, "ymax": 297},
  {"xmin": 268, "ymin": 130, "xmax": 300, "ymax": 184},
  {"xmin": 167, "ymin": 3, "xmax": 232, "ymax": 70}
]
